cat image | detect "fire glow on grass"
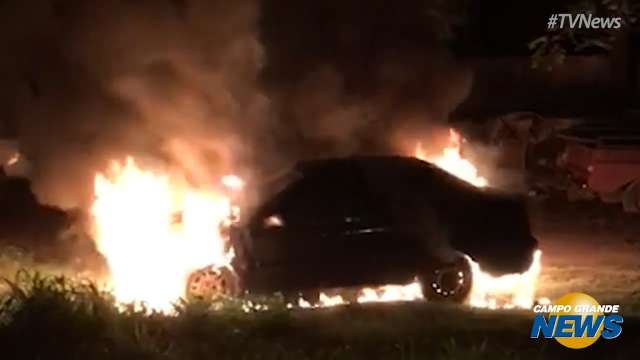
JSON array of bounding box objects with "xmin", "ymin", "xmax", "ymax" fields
[{"xmin": 91, "ymin": 157, "xmax": 234, "ymax": 312}]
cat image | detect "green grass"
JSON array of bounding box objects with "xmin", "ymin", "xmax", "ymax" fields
[{"xmin": 1, "ymin": 271, "xmax": 639, "ymax": 360}]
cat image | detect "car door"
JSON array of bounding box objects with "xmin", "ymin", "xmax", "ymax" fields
[
  {"xmin": 350, "ymin": 161, "xmax": 434, "ymax": 280},
  {"xmin": 249, "ymin": 170, "xmax": 346, "ymax": 267}
]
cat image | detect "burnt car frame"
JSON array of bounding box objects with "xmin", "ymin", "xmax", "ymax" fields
[{"xmin": 189, "ymin": 156, "xmax": 538, "ymax": 303}]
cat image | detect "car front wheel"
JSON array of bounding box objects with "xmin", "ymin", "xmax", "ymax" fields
[{"xmin": 186, "ymin": 265, "xmax": 240, "ymax": 301}]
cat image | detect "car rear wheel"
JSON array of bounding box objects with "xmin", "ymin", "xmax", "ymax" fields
[{"xmin": 420, "ymin": 258, "xmax": 472, "ymax": 303}]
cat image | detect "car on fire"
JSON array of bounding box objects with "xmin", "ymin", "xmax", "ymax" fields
[{"xmin": 188, "ymin": 156, "xmax": 538, "ymax": 304}]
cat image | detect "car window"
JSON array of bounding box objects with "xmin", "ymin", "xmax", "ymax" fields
[{"xmin": 274, "ymin": 166, "xmax": 366, "ymax": 223}]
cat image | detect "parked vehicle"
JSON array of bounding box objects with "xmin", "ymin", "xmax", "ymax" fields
[
  {"xmin": 559, "ymin": 126, "xmax": 640, "ymax": 212},
  {"xmin": 188, "ymin": 156, "xmax": 538, "ymax": 303}
]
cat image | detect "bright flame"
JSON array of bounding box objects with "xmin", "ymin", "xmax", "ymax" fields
[
  {"xmin": 91, "ymin": 157, "xmax": 234, "ymax": 312},
  {"xmin": 412, "ymin": 130, "xmax": 545, "ymax": 309},
  {"xmin": 467, "ymin": 250, "xmax": 543, "ymax": 310},
  {"xmin": 292, "ymin": 251, "xmax": 543, "ymax": 310},
  {"xmin": 293, "ymin": 252, "xmax": 543, "ymax": 310},
  {"xmin": 295, "ymin": 281, "xmax": 424, "ymax": 309},
  {"xmin": 356, "ymin": 281, "xmax": 423, "ymax": 304},
  {"xmin": 6, "ymin": 152, "xmax": 20, "ymax": 166},
  {"xmin": 318, "ymin": 293, "xmax": 347, "ymax": 307},
  {"xmin": 415, "ymin": 129, "xmax": 488, "ymax": 188},
  {"xmin": 91, "ymin": 152, "xmax": 541, "ymax": 312},
  {"xmin": 221, "ymin": 174, "xmax": 245, "ymax": 191}
]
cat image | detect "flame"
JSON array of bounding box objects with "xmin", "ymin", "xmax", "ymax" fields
[
  {"xmin": 467, "ymin": 250, "xmax": 543, "ymax": 310},
  {"xmin": 221, "ymin": 174, "xmax": 245, "ymax": 191},
  {"xmin": 91, "ymin": 157, "xmax": 234, "ymax": 312},
  {"xmin": 415, "ymin": 129, "xmax": 487, "ymax": 188},
  {"xmin": 410, "ymin": 129, "xmax": 544, "ymax": 310},
  {"xmin": 91, "ymin": 150, "xmax": 542, "ymax": 312},
  {"xmin": 356, "ymin": 281, "xmax": 423, "ymax": 304},
  {"xmin": 294, "ymin": 281, "xmax": 424, "ymax": 309},
  {"xmin": 6, "ymin": 152, "xmax": 20, "ymax": 166},
  {"xmin": 293, "ymin": 251, "xmax": 543, "ymax": 310}
]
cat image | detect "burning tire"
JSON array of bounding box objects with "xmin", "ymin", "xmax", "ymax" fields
[
  {"xmin": 420, "ymin": 258, "xmax": 472, "ymax": 303},
  {"xmin": 186, "ymin": 265, "xmax": 240, "ymax": 300}
]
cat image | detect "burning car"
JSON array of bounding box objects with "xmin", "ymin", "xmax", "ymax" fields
[{"xmin": 188, "ymin": 156, "xmax": 538, "ymax": 304}]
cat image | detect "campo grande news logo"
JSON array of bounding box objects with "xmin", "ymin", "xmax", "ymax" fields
[{"xmin": 530, "ymin": 292, "xmax": 623, "ymax": 349}]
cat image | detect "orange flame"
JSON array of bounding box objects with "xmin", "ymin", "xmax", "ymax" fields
[
  {"xmin": 292, "ymin": 251, "xmax": 544, "ymax": 310},
  {"xmin": 467, "ymin": 250, "xmax": 543, "ymax": 309},
  {"xmin": 91, "ymin": 157, "xmax": 234, "ymax": 312},
  {"xmin": 410, "ymin": 128, "xmax": 544, "ymax": 310},
  {"xmin": 415, "ymin": 129, "xmax": 487, "ymax": 187},
  {"xmin": 6, "ymin": 152, "xmax": 20, "ymax": 166},
  {"xmin": 92, "ymin": 147, "xmax": 543, "ymax": 312},
  {"xmin": 295, "ymin": 281, "xmax": 424, "ymax": 309}
]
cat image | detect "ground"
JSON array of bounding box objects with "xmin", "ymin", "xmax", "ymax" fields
[{"xmin": 531, "ymin": 198, "xmax": 640, "ymax": 309}]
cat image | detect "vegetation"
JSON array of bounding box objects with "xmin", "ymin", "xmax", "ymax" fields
[
  {"xmin": 530, "ymin": 0, "xmax": 640, "ymax": 70},
  {"xmin": 0, "ymin": 271, "xmax": 638, "ymax": 360}
]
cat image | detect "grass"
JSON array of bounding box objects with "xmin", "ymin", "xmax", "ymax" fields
[{"xmin": 1, "ymin": 271, "xmax": 639, "ymax": 360}]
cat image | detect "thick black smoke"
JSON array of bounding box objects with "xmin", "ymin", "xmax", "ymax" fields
[
  {"xmin": 259, "ymin": 0, "xmax": 472, "ymax": 158},
  {"xmin": 0, "ymin": 0, "xmax": 471, "ymax": 209}
]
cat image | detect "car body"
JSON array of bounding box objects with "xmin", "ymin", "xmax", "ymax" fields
[{"xmin": 194, "ymin": 156, "xmax": 538, "ymax": 302}]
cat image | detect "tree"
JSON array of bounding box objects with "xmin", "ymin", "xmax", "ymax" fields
[{"xmin": 529, "ymin": 0, "xmax": 639, "ymax": 70}]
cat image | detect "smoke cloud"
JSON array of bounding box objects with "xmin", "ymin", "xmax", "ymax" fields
[
  {"xmin": 0, "ymin": 0, "xmax": 472, "ymax": 210},
  {"xmin": 0, "ymin": 0, "xmax": 265, "ymax": 209},
  {"xmin": 259, "ymin": 0, "xmax": 473, "ymax": 158}
]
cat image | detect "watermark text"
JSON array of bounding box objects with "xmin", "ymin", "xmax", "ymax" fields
[{"xmin": 548, "ymin": 13, "xmax": 623, "ymax": 30}]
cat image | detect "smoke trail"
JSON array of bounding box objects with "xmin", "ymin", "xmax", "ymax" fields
[{"xmin": 0, "ymin": 0, "xmax": 264, "ymax": 209}]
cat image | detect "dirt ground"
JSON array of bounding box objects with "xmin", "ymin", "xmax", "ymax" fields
[{"xmin": 529, "ymin": 198, "xmax": 640, "ymax": 309}]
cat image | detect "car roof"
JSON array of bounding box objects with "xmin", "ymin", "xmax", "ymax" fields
[
  {"xmin": 294, "ymin": 155, "xmax": 437, "ymax": 175},
  {"xmin": 292, "ymin": 155, "xmax": 484, "ymax": 197}
]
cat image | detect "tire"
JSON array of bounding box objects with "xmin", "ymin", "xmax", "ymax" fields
[
  {"xmin": 419, "ymin": 258, "xmax": 472, "ymax": 303},
  {"xmin": 186, "ymin": 265, "xmax": 240, "ymax": 301}
]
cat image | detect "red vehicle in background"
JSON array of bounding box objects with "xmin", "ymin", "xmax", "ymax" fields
[{"xmin": 560, "ymin": 126, "xmax": 640, "ymax": 212}]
